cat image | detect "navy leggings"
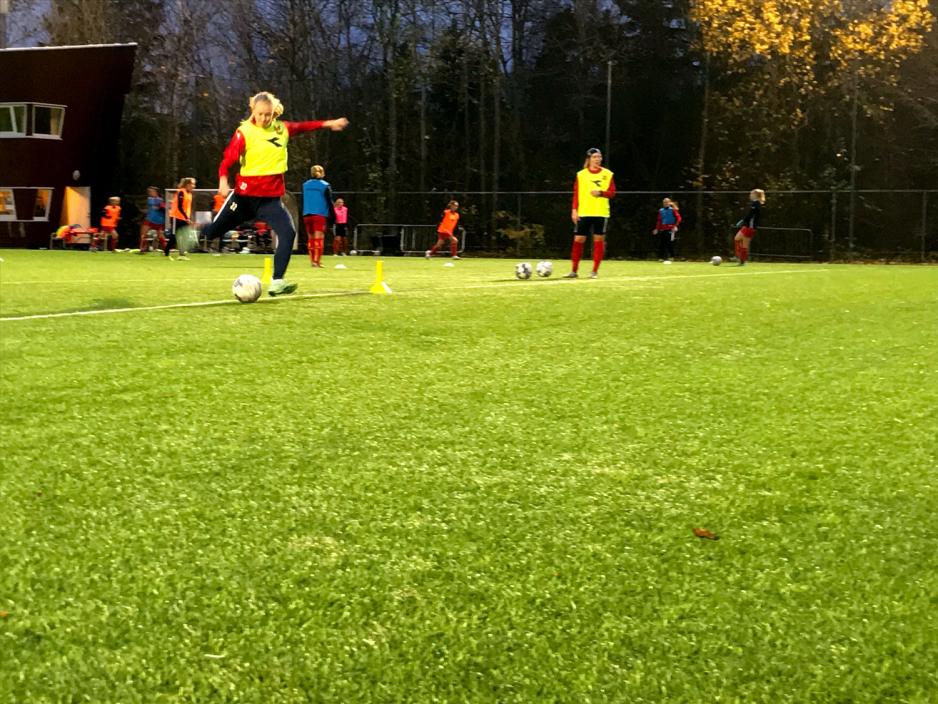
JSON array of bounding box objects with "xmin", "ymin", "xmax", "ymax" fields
[{"xmin": 203, "ymin": 194, "xmax": 297, "ymax": 279}]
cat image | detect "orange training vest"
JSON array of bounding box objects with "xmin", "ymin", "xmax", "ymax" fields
[
  {"xmin": 170, "ymin": 190, "xmax": 193, "ymax": 222},
  {"xmin": 101, "ymin": 205, "xmax": 121, "ymax": 228}
]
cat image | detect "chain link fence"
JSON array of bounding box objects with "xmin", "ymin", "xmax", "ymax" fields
[
  {"xmin": 140, "ymin": 189, "xmax": 936, "ymax": 261},
  {"xmin": 321, "ymin": 189, "xmax": 936, "ymax": 262}
]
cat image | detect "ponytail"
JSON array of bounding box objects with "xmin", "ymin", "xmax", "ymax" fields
[{"xmin": 249, "ymin": 91, "xmax": 284, "ymax": 118}]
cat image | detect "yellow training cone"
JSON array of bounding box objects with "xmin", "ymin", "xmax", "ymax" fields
[
  {"xmin": 370, "ymin": 259, "xmax": 393, "ymax": 295},
  {"xmin": 261, "ymin": 256, "xmax": 273, "ymax": 285}
]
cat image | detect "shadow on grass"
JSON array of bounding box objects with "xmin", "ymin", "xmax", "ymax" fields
[{"xmin": 77, "ymin": 298, "xmax": 138, "ymax": 312}]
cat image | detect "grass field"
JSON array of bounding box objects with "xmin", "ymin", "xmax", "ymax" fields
[{"xmin": 1, "ymin": 249, "xmax": 937, "ymax": 703}]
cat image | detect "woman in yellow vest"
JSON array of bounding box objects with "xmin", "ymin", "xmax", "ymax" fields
[
  {"xmin": 166, "ymin": 177, "xmax": 196, "ymax": 259},
  {"xmin": 564, "ymin": 148, "xmax": 616, "ymax": 279},
  {"xmin": 200, "ymin": 92, "xmax": 349, "ymax": 296}
]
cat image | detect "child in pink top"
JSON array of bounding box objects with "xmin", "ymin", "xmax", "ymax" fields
[{"xmin": 332, "ymin": 198, "xmax": 349, "ymax": 255}]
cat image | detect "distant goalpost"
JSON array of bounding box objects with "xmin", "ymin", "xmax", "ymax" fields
[
  {"xmin": 747, "ymin": 226, "xmax": 816, "ymax": 260},
  {"xmin": 352, "ymin": 224, "xmax": 467, "ymax": 255}
]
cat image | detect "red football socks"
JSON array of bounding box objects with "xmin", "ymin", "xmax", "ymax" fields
[
  {"xmin": 571, "ymin": 240, "xmax": 584, "ymax": 272},
  {"xmin": 592, "ymin": 240, "xmax": 605, "ymax": 272}
]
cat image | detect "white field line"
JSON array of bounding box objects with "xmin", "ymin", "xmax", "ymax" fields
[
  {"xmin": 0, "ymin": 276, "xmax": 240, "ymax": 286},
  {"xmin": 1, "ymin": 268, "xmax": 830, "ymax": 323},
  {"xmin": 0, "ymin": 290, "xmax": 366, "ymax": 322}
]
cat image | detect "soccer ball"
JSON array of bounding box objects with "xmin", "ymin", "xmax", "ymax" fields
[
  {"xmin": 350, "ymin": 249, "xmax": 358, "ymax": 256},
  {"xmin": 710, "ymin": 256, "xmax": 722, "ymax": 266},
  {"xmin": 515, "ymin": 262, "xmax": 532, "ymax": 280},
  {"xmin": 536, "ymin": 260, "xmax": 553, "ymax": 278},
  {"xmin": 232, "ymin": 274, "xmax": 262, "ymax": 303}
]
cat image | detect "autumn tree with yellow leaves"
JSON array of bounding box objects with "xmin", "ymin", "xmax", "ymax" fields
[{"xmin": 688, "ymin": 0, "xmax": 935, "ymax": 188}]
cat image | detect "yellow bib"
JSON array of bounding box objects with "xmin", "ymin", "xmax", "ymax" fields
[
  {"xmin": 576, "ymin": 167, "xmax": 613, "ymax": 217},
  {"xmin": 238, "ymin": 119, "xmax": 290, "ymax": 176}
]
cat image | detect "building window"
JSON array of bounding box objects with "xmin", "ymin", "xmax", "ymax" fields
[
  {"xmin": 34, "ymin": 188, "xmax": 53, "ymax": 220},
  {"xmin": 0, "ymin": 189, "xmax": 17, "ymax": 221},
  {"xmin": 0, "ymin": 104, "xmax": 27, "ymax": 136},
  {"xmin": 32, "ymin": 104, "xmax": 66, "ymax": 139}
]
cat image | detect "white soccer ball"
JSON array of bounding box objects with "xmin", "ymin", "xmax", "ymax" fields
[
  {"xmin": 535, "ymin": 260, "xmax": 553, "ymax": 278},
  {"xmin": 711, "ymin": 256, "xmax": 722, "ymax": 266},
  {"xmin": 232, "ymin": 274, "xmax": 262, "ymax": 303},
  {"xmin": 349, "ymin": 249, "xmax": 358, "ymax": 256},
  {"xmin": 515, "ymin": 262, "xmax": 532, "ymax": 280}
]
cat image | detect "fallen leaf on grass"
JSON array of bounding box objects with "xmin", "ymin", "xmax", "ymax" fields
[{"xmin": 693, "ymin": 527, "xmax": 719, "ymax": 540}]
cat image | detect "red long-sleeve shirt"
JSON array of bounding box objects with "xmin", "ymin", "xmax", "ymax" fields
[
  {"xmin": 655, "ymin": 208, "xmax": 682, "ymax": 231},
  {"xmin": 218, "ymin": 120, "xmax": 326, "ymax": 197}
]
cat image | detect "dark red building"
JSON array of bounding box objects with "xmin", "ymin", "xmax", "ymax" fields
[{"xmin": 0, "ymin": 43, "xmax": 136, "ymax": 248}]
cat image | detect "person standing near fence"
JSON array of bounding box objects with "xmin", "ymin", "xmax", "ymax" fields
[
  {"xmin": 564, "ymin": 148, "xmax": 615, "ymax": 279},
  {"xmin": 425, "ymin": 200, "xmax": 461, "ymax": 259},
  {"xmin": 200, "ymin": 91, "xmax": 349, "ymax": 295},
  {"xmin": 332, "ymin": 198, "xmax": 349, "ymax": 255},
  {"xmin": 140, "ymin": 186, "xmax": 166, "ymax": 253},
  {"xmin": 734, "ymin": 189, "xmax": 765, "ymax": 266},
  {"xmin": 652, "ymin": 197, "xmax": 681, "ymax": 261},
  {"xmin": 302, "ymin": 165, "xmax": 334, "ymax": 268},
  {"xmin": 166, "ymin": 177, "xmax": 196, "ymax": 260}
]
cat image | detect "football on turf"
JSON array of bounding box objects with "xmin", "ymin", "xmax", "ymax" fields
[
  {"xmin": 711, "ymin": 256, "xmax": 722, "ymax": 266},
  {"xmin": 536, "ymin": 260, "xmax": 553, "ymax": 278},
  {"xmin": 515, "ymin": 262, "xmax": 532, "ymax": 280},
  {"xmin": 232, "ymin": 274, "xmax": 263, "ymax": 303}
]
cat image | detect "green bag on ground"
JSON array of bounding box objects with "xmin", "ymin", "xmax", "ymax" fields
[{"xmin": 176, "ymin": 225, "xmax": 199, "ymax": 254}]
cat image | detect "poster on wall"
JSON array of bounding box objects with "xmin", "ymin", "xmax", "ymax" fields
[{"xmin": 0, "ymin": 190, "xmax": 17, "ymax": 221}]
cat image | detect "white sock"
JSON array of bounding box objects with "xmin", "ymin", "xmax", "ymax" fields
[{"xmin": 271, "ymin": 278, "xmax": 282, "ymax": 285}]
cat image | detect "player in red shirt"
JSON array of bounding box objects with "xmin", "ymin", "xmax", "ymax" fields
[
  {"xmin": 566, "ymin": 148, "xmax": 615, "ymax": 278},
  {"xmin": 200, "ymin": 91, "xmax": 348, "ymax": 295},
  {"xmin": 425, "ymin": 200, "xmax": 461, "ymax": 259}
]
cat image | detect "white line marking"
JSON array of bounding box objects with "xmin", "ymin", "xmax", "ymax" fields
[
  {"xmin": 1, "ymin": 290, "xmax": 365, "ymax": 322},
  {"xmin": 0, "ymin": 268, "xmax": 829, "ymax": 323}
]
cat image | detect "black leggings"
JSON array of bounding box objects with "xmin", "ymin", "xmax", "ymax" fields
[
  {"xmin": 656, "ymin": 229, "xmax": 675, "ymax": 260},
  {"xmin": 164, "ymin": 218, "xmax": 186, "ymax": 256},
  {"xmin": 202, "ymin": 193, "xmax": 297, "ymax": 279}
]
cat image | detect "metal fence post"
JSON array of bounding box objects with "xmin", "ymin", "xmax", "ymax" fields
[
  {"xmin": 922, "ymin": 191, "xmax": 928, "ymax": 263},
  {"xmin": 830, "ymin": 191, "xmax": 837, "ymax": 262}
]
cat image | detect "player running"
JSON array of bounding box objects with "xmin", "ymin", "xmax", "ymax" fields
[
  {"xmin": 200, "ymin": 91, "xmax": 348, "ymax": 295},
  {"xmin": 140, "ymin": 186, "xmax": 166, "ymax": 252},
  {"xmin": 734, "ymin": 188, "xmax": 766, "ymax": 266},
  {"xmin": 564, "ymin": 148, "xmax": 615, "ymax": 279},
  {"xmin": 425, "ymin": 200, "xmax": 461, "ymax": 259}
]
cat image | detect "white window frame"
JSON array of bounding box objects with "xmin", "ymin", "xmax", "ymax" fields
[
  {"xmin": 31, "ymin": 103, "xmax": 66, "ymax": 139},
  {"xmin": 0, "ymin": 188, "xmax": 17, "ymax": 221},
  {"xmin": 0, "ymin": 103, "xmax": 27, "ymax": 137}
]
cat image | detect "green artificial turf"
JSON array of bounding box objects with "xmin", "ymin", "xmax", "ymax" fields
[{"xmin": 1, "ymin": 250, "xmax": 937, "ymax": 702}]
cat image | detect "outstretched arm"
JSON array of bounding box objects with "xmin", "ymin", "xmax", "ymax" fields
[
  {"xmin": 216, "ymin": 129, "xmax": 245, "ymax": 197},
  {"xmin": 285, "ymin": 118, "xmax": 350, "ymax": 137}
]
